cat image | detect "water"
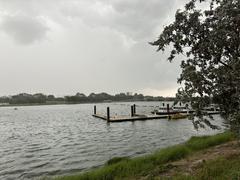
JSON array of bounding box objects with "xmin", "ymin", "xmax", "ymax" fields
[{"xmin": 0, "ymin": 102, "xmax": 226, "ymax": 180}]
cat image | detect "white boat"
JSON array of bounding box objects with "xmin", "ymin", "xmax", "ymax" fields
[
  {"xmin": 152, "ymin": 102, "xmax": 193, "ymax": 115},
  {"xmin": 152, "ymin": 102, "xmax": 220, "ymax": 115}
]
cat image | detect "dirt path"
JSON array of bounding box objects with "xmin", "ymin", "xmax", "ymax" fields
[{"xmin": 141, "ymin": 140, "xmax": 240, "ymax": 179}]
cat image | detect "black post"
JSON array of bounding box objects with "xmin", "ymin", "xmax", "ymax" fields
[
  {"xmin": 107, "ymin": 107, "xmax": 110, "ymax": 121},
  {"xmin": 167, "ymin": 104, "xmax": 170, "ymax": 119},
  {"xmin": 131, "ymin": 105, "xmax": 134, "ymax": 117},
  {"xmin": 94, "ymin": 105, "xmax": 96, "ymax": 115},
  {"xmin": 167, "ymin": 104, "xmax": 170, "ymax": 114},
  {"xmin": 133, "ymin": 104, "xmax": 136, "ymax": 115}
]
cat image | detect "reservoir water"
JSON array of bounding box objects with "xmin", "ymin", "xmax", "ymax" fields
[{"xmin": 0, "ymin": 102, "xmax": 226, "ymax": 179}]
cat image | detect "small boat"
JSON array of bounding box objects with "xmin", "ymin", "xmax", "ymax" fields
[
  {"xmin": 152, "ymin": 107, "xmax": 178, "ymax": 115},
  {"xmin": 14, "ymin": 107, "xmax": 18, "ymax": 110},
  {"xmin": 168, "ymin": 113, "xmax": 188, "ymax": 120},
  {"xmin": 152, "ymin": 103, "xmax": 194, "ymax": 115},
  {"xmin": 203, "ymin": 104, "xmax": 221, "ymax": 115}
]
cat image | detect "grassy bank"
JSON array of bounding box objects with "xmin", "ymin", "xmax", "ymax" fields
[
  {"xmin": 50, "ymin": 132, "xmax": 235, "ymax": 180},
  {"xmin": 173, "ymin": 155, "xmax": 240, "ymax": 180}
]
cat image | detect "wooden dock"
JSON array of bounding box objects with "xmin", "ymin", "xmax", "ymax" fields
[
  {"xmin": 92, "ymin": 113, "xmax": 169, "ymax": 123},
  {"xmin": 92, "ymin": 105, "xmax": 220, "ymax": 123},
  {"xmin": 92, "ymin": 105, "xmax": 174, "ymax": 122}
]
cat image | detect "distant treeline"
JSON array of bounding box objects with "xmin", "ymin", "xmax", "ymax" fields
[{"xmin": 0, "ymin": 92, "xmax": 175, "ymax": 105}]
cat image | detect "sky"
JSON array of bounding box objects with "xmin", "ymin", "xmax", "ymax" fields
[{"xmin": 0, "ymin": 0, "xmax": 189, "ymax": 97}]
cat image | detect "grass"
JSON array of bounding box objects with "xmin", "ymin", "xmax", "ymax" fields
[
  {"xmin": 197, "ymin": 156, "xmax": 240, "ymax": 180},
  {"xmin": 51, "ymin": 132, "xmax": 235, "ymax": 180},
  {"xmin": 185, "ymin": 131, "xmax": 235, "ymax": 150},
  {"xmin": 106, "ymin": 157, "xmax": 130, "ymax": 165},
  {"xmin": 171, "ymin": 155, "xmax": 240, "ymax": 180}
]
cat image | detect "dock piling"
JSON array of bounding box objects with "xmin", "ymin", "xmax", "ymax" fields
[
  {"xmin": 131, "ymin": 106, "xmax": 134, "ymax": 117},
  {"xmin": 133, "ymin": 104, "xmax": 136, "ymax": 115},
  {"xmin": 167, "ymin": 104, "xmax": 170, "ymax": 114},
  {"xmin": 94, "ymin": 105, "xmax": 96, "ymax": 115},
  {"xmin": 107, "ymin": 107, "xmax": 110, "ymax": 121}
]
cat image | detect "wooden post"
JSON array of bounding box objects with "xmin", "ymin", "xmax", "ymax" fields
[
  {"xmin": 94, "ymin": 105, "xmax": 96, "ymax": 115},
  {"xmin": 131, "ymin": 106, "xmax": 134, "ymax": 117},
  {"xmin": 133, "ymin": 104, "xmax": 136, "ymax": 115},
  {"xmin": 167, "ymin": 104, "xmax": 170, "ymax": 119},
  {"xmin": 167, "ymin": 104, "xmax": 170, "ymax": 114},
  {"xmin": 107, "ymin": 107, "xmax": 110, "ymax": 121}
]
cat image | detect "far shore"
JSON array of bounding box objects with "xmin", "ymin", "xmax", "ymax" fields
[{"xmin": 0, "ymin": 100, "xmax": 170, "ymax": 108}]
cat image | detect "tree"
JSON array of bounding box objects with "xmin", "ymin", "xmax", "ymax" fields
[
  {"xmin": 151, "ymin": 0, "xmax": 240, "ymax": 131},
  {"xmin": 47, "ymin": 95, "xmax": 55, "ymax": 101}
]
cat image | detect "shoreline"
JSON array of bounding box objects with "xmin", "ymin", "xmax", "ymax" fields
[
  {"xmin": 47, "ymin": 132, "xmax": 236, "ymax": 180},
  {"xmin": 0, "ymin": 100, "xmax": 172, "ymax": 108}
]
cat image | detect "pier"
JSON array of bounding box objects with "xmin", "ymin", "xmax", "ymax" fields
[
  {"xmin": 92, "ymin": 105, "xmax": 221, "ymax": 123},
  {"xmin": 92, "ymin": 105, "xmax": 171, "ymax": 122},
  {"xmin": 93, "ymin": 113, "xmax": 170, "ymax": 122}
]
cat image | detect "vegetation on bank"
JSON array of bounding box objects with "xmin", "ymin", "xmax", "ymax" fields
[
  {"xmin": 0, "ymin": 92, "xmax": 175, "ymax": 105},
  {"xmin": 49, "ymin": 132, "xmax": 235, "ymax": 180},
  {"xmin": 172, "ymin": 155, "xmax": 240, "ymax": 180}
]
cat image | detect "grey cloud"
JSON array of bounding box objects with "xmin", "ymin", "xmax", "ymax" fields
[
  {"xmin": 60, "ymin": 0, "xmax": 183, "ymax": 40},
  {"xmin": 0, "ymin": 0, "xmax": 188, "ymax": 96},
  {"xmin": 0, "ymin": 15, "xmax": 49, "ymax": 44},
  {"xmin": 0, "ymin": 0, "xmax": 187, "ymax": 42},
  {"xmin": 109, "ymin": 0, "xmax": 190, "ymax": 40}
]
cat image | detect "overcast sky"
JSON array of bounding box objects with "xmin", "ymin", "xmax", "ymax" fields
[{"xmin": 0, "ymin": 0, "xmax": 189, "ymax": 97}]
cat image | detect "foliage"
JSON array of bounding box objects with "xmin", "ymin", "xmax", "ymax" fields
[
  {"xmin": 0, "ymin": 96, "xmax": 10, "ymax": 103},
  {"xmin": 51, "ymin": 132, "xmax": 234, "ymax": 180},
  {"xmin": 63, "ymin": 92, "xmax": 164, "ymax": 103},
  {"xmin": 0, "ymin": 92, "xmax": 173, "ymax": 105},
  {"xmin": 106, "ymin": 157, "xmax": 129, "ymax": 165},
  {"xmin": 66, "ymin": 92, "xmax": 146, "ymax": 102},
  {"xmin": 171, "ymin": 155, "xmax": 240, "ymax": 180},
  {"xmin": 185, "ymin": 131, "xmax": 235, "ymax": 150},
  {"xmin": 9, "ymin": 93, "xmax": 47, "ymax": 104},
  {"xmin": 151, "ymin": 0, "xmax": 240, "ymax": 131}
]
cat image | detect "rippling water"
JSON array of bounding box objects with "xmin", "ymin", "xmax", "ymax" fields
[{"xmin": 0, "ymin": 102, "xmax": 226, "ymax": 180}]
